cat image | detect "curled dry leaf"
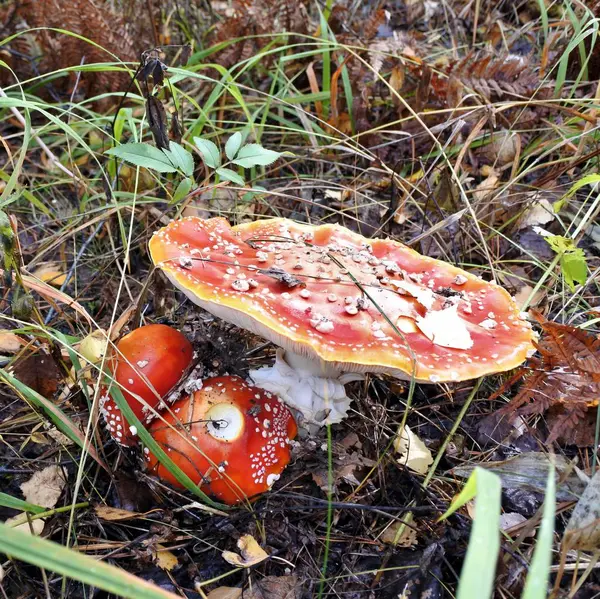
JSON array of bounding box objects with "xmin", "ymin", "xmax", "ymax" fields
[
  {"xmin": 205, "ymin": 588, "xmax": 242, "ymax": 599},
  {"xmin": 394, "ymin": 425, "xmax": 433, "ymax": 475},
  {"xmin": 564, "ymin": 468, "xmax": 600, "ymax": 551},
  {"xmin": 20, "ymin": 464, "xmax": 66, "ymax": 509},
  {"xmin": 222, "ymin": 534, "xmax": 269, "ymax": 568},
  {"xmin": 95, "ymin": 505, "xmax": 142, "ymax": 521},
  {"xmin": 30, "ymin": 262, "xmax": 67, "ymax": 287},
  {"xmin": 154, "ymin": 544, "xmax": 179, "ymax": 571},
  {"xmin": 0, "ymin": 331, "xmax": 22, "ymax": 354},
  {"xmin": 12, "ymin": 350, "xmax": 62, "ymax": 399}
]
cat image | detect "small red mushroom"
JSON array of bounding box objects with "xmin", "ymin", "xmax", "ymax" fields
[
  {"xmin": 100, "ymin": 324, "xmax": 193, "ymax": 446},
  {"xmin": 145, "ymin": 375, "xmax": 297, "ymax": 505}
]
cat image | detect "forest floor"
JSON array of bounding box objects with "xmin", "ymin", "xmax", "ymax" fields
[{"xmin": 1, "ymin": 0, "xmax": 600, "ymax": 597}]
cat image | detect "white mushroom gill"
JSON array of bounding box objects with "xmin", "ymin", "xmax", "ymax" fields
[{"xmin": 250, "ymin": 348, "xmax": 363, "ymax": 428}]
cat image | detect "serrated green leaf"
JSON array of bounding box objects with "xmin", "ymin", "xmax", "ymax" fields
[
  {"xmin": 225, "ymin": 132, "xmax": 243, "ymax": 161},
  {"xmin": 193, "ymin": 137, "xmax": 221, "ymax": 169},
  {"xmin": 216, "ymin": 167, "xmax": 245, "ymax": 186},
  {"xmin": 545, "ymin": 234, "xmax": 576, "ymax": 254},
  {"xmin": 232, "ymin": 144, "xmax": 281, "ymax": 168},
  {"xmin": 166, "ymin": 141, "xmax": 194, "ymax": 176},
  {"xmin": 0, "ymin": 522, "xmax": 181, "ymax": 599},
  {"xmin": 105, "ymin": 143, "xmax": 177, "ymax": 173},
  {"xmin": 561, "ymin": 250, "xmax": 587, "ymax": 290},
  {"xmin": 172, "ymin": 177, "xmax": 193, "ymax": 203}
]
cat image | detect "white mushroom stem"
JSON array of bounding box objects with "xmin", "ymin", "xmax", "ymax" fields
[{"xmin": 249, "ymin": 348, "xmax": 363, "ymax": 427}]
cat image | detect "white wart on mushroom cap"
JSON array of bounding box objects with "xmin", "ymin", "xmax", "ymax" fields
[{"xmin": 149, "ymin": 217, "xmax": 535, "ymax": 384}]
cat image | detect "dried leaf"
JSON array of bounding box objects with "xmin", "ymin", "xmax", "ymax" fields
[
  {"xmin": 564, "ymin": 468, "xmax": 600, "ymax": 550},
  {"xmin": 394, "ymin": 425, "xmax": 433, "ymax": 475},
  {"xmin": 381, "ymin": 519, "xmax": 418, "ymax": 547},
  {"xmin": 205, "ymin": 588, "xmax": 242, "ymax": 599},
  {"xmin": 21, "ymin": 465, "xmax": 66, "ymax": 509},
  {"xmin": 450, "ymin": 452, "xmax": 584, "ymax": 502},
  {"xmin": 243, "ymin": 576, "xmax": 299, "ymax": 599},
  {"xmin": 95, "ymin": 506, "xmax": 142, "ymax": 521},
  {"xmin": 12, "ymin": 351, "xmax": 62, "ymax": 399},
  {"xmin": 0, "ymin": 331, "xmax": 22, "ymax": 354},
  {"xmin": 154, "ymin": 544, "xmax": 179, "ymax": 571},
  {"xmin": 518, "ymin": 198, "xmax": 556, "ymax": 229},
  {"xmin": 30, "ymin": 263, "xmax": 67, "ymax": 287},
  {"xmin": 491, "ymin": 311, "xmax": 600, "ymax": 444},
  {"xmin": 222, "ymin": 535, "xmax": 269, "ymax": 568}
]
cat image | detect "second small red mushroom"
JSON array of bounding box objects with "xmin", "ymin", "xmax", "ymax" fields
[
  {"xmin": 100, "ymin": 324, "xmax": 193, "ymax": 445},
  {"xmin": 146, "ymin": 375, "xmax": 297, "ymax": 505}
]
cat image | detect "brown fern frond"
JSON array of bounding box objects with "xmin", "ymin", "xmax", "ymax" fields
[
  {"xmin": 4, "ymin": 0, "xmax": 151, "ymax": 108},
  {"xmin": 211, "ymin": 0, "xmax": 310, "ymax": 68},
  {"xmin": 429, "ymin": 52, "xmax": 551, "ymax": 103},
  {"xmin": 490, "ymin": 312, "xmax": 600, "ymax": 446}
]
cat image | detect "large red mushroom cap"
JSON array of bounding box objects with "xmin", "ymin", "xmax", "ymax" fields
[
  {"xmin": 100, "ymin": 324, "xmax": 193, "ymax": 446},
  {"xmin": 148, "ymin": 217, "xmax": 534, "ymax": 384},
  {"xmin": 146, "ymin": 375, "xmax": 297, "ymax": 504}
]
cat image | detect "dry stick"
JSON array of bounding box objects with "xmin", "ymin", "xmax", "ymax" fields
[{"xmin": 0, "ymin": 88, "xmax": 84, "ymax": 184}]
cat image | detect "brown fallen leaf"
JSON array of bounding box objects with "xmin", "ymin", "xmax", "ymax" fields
[
  {"xmin": 205, "ymin": 588, "xmax": 242, "ymax": 599},
  {"xmin": 394, "ymin": 425, "xmax": 433, "ymax": 475},
  {"xmin": 30, "ymin": 262, "xmax": 67, "ymax": 287},
  {"xmin": 154, "ymin": 544, "xmax": 179, "ymax": 571},
  {"xmin": 380, "ymin": 519, "xmax": 418, "ymax": 548},
  {"xmin": 95, "ymin": 505, "xmax": 142, "ymax": 521},
  {"xmin": 564, "ymin": 467, "xmax": 600, "ymax": 551},
  {"xmin": 244, "ymin": 575, "xmax": 299, "ymax": 599},
  {"xmin": 20, "ymin": 464, "xmax": 66, "ymax": 508},
  {"xmin": 0, "ymin": 331, "xmax": 22, "ymax": 354},
  {"xmin": 222, "ymin": 535, "xmax": 269, "ymax": 568},
  {"xmin": 11, "ymin": 350, "xmax": 62, "ymax": 399}
]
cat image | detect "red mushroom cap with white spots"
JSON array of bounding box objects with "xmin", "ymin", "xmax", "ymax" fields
[
  {"xmin": 146, "ymin": 375, "xmax": 297, "ymax": 505},
  {"xmin": 100, "ymin": 324, "xmax": 193, "ymax": 446},
  {"xmin": 148, "ymin": 217, "xmax": 535, "ymax": 383}
]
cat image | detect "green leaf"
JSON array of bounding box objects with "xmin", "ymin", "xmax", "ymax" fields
[
  {"xmin": 0, "ymin": 491, "xmax": 45, "ymax": 514},
  {"xmin": 225, "ymin": 132, "xmax": 243, "ymax": 160},
  {"xmin": 545, "ymin": 235, "xmax": 588, "ymax": 290},
  {"xmin": 0, "ymin": 522, "xmax": 181, "ymax": 599},
  {"xmin": 232, "ymin": 143, "xmax": 282, "ymax": 168},
  {"xmin": 545, "ymin": 234, "xmax": 577, "ymax": 254},
  {"xmin": 193, "ymin": 137, "xmax": 221, "ymax": 169},
  {"xmin": 561, "ymin": 250, "xmax": 587, "ymax": 290},
  {"xmin": 105, "ymin": 143, "xmax": 177, "ymax": 173},
  {"xmin": 521, "ymin": 465, "xmax": 555, "ymax": 599},
  {"xmin": 439, "ymin": 470, "xmax": 477, "ymax": 521},
  {"xmin": 172, "ymin": 177, "xmax": 193, "ymax": 203},
  {"xmin": 165, "ymin": 141, "xmax": 194, "ymax": 176},
  {"xmin": 456, "ymin": 468, "xmax": 502, "ymax": 599},
  {"xmin": 216, "ymin": 167, "xmax": 245, "ymax": 186}
]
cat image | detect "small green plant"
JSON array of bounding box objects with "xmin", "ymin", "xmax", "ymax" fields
[
  {"xmin": 544, "ymin": 234, "xmax": 588, "ymax": 291},
  {"xmin": 105, "ymin": 132, "xmax": 284, "ymax": 204},
  {"xmin": 441, "ymin": 466, "xmax": 555, "ymax": 599}
]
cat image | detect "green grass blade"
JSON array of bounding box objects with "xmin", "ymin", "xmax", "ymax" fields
[
  {"xmin": 456, "ymin": 468, "xmax": 502, "ymax": 599},
  {"xmin": 521, "ymin": 465, "xmax": 556, "ymax": 599},
  {"xmin": 0, "ymin": 492, "xmax": 45, "ymax": 514},
  {"xmin": 0, "ymin": 522, "xmax": 180, "ymax": 599}
]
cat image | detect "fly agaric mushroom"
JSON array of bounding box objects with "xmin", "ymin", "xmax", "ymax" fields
[
  {"xmin": 149, "ymin": 217, "xmax": 535, "ymax": 426},
  {"xmin": 146, "ymin": 375, "xmax": 297, "ymax": 504},
  {"xmin": 100, "ymin": 324, "xmax": 193, "ymax": 445}
]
